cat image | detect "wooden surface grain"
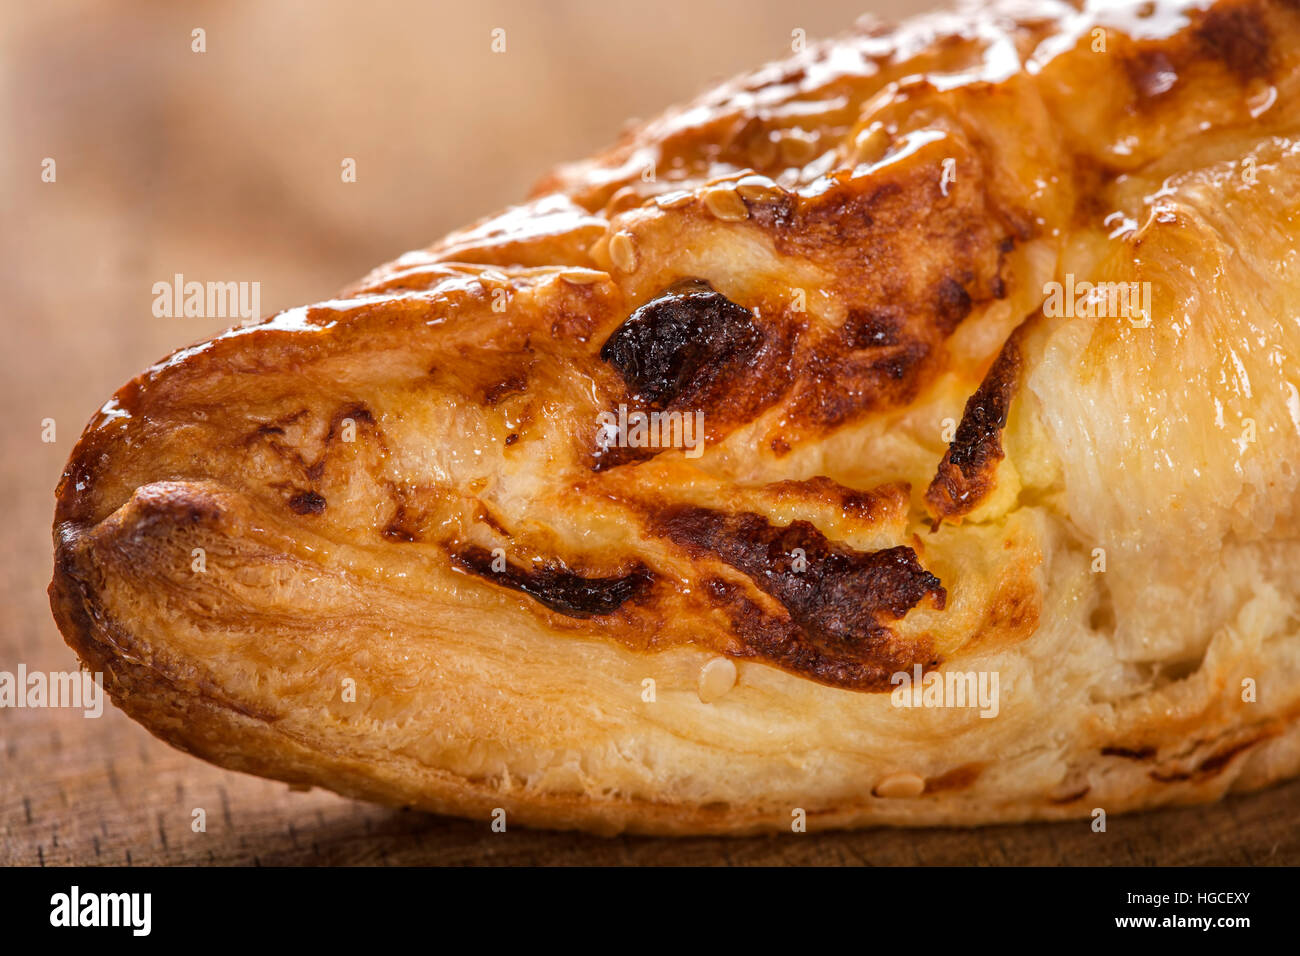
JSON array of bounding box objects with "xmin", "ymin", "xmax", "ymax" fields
[{"xmin": 2, "ymin": 0, "xmax": 1297, "ymax": 866}]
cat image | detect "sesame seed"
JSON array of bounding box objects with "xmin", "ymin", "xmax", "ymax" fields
[
  {"xmin": 697, "ymin": 656, "xmax": 737, "ymax": 703},
  {"xmin": 702, "ymin": 186, "xmax": 749, "ymax": 221},
  {"xmin": 560, "ymin": 270, "xmax": 602, "ymax": 285},
  {"xmin": 779, "ymin": 129, "xmax": 819, "ymax": 166},
  {"xmin": 735, "ymin": 174, "xmax": 784, "ymax": 203},
  {"xmin": 873, "ymin": 772, "xmax": 926, "ymax": 798},
  {"xmin": 655, "ymin": 189, "xmax": 694, "ymax": 209},
  {"xmin": 608, "ymin": 185, "xmax": 642, "ymax": 213},
  {"xmin": 609, "ymin": 232, "xmax": 639, "ymax": 273}
]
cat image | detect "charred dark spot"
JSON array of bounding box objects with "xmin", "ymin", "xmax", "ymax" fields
[
  {"xmin": 872, "ymin": 349, "xmax": 914, "ymax": 381},
  {"xmin": 842, "ymin": 308, "xmax": 900, "ymax": 349},
  {"xmin": 700, "ymin": 576, "xmax": 933, "ymax": 690},
  {"xmin": 288, "ymin": 490, "xmax": 326, "ymax": 515},
  {"xmin": 1196, "ymin": 5, "xmax": 1272, "ymax": 81},
  {"xmin": 450, "ymin": 545, "xmax": 654, "ymax": 618},
  {"xmin": 483, "ymin": 374, "xmax": 528, "ymax": 406},
  {"xmin": 1102, "ymin": 745, "xmax": 1157, "ymax": 760},
  {"xmin": 649, "ymin": 506, "xmax": 945, "ymax": 691},
  {"xmin": 933, "ymin": 277, "xmax": 973, "ymax": 333},
  {"xmin": 599, "ymin": 280, "xmax": 763, "ymax": 408},
  {"xmin": 383, "ymin": 505, "xmax": 421, "ymax": 542},
  {"xmin": 926, "ymin": 331, "xmax": 1022, "ymax": 521},
  {"xmin": 654, "ymin": 507, "xmax": 945, "ymax": 621},
  {"xmin": 504, "ymin": 432, "xmax": 519, "ymax": 446},
  {"xmin": 592, "ymin": 281, "xmax": 795, "ymax": 468},
  {"xmin": 945, "ymin": 349, "xmax": 1019, "ymax": 472}
]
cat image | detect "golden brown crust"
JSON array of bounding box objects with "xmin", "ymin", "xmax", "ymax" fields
[{"xmin": 50, "ymin": 0, "xmax": 1300, "ymax": 833}]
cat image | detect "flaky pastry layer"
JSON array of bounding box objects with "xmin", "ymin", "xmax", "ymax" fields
[{"xmin": 51, "ymin": 0, "xmax": 1300, "ymax": 833}]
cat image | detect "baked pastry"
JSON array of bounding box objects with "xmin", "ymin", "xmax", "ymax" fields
[{"xmin": 51, "ymin": 0, "xmax": 1300, "ymax": 835}]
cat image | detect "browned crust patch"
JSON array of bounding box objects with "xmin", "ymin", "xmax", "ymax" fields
[
  {"xmin": 926, "ymin": 331, "xmax": 1023, "ymax": 523},
  {"xmin": 449, "ymin": 545, "xmax": 655, "ymax": 619},
  {"xmin": 593, "ymin": 280, "xmax": 797, "ymax": 465},
  {"xmin": 1148, "ymin": 729, "xmax": 1281, "ymax": 783},
  {"xmin": 760, "ymin": 476, "xmax": 911, "ymax": 524},
  {"xmin": 647, "ymin": 505, "xmax": 945, "ymax": 691}
]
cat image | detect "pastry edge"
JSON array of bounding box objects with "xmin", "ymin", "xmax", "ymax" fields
[{"xmin": 49, "ymin": 523, "xmax": 1300, "ymax": 837}]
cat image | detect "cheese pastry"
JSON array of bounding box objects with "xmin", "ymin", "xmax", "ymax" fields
[{"xmin": 51, "ymin": 0, "xmax": 1300, "ymax": 834}]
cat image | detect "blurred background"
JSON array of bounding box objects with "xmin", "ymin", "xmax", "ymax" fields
[{"xmin": 4, "ymin": 0, "xmax": 1292, "ymax": 865}]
